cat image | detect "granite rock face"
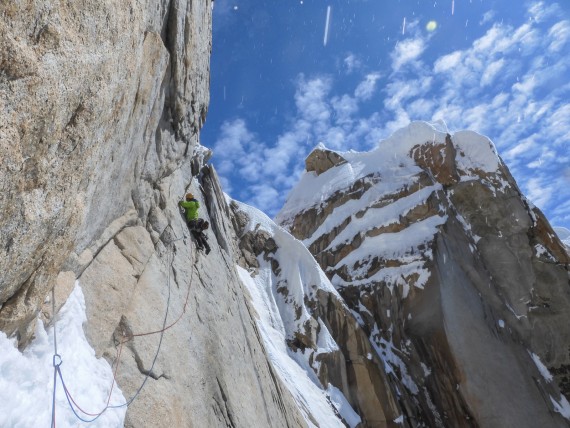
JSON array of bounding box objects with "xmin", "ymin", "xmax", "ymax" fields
[
  {"xmin": 306, "ymin": 144, "xmax": 348, "ymax": 176},
  {"xmin": 4, "ymin": 2, "xmax": 570, "ymax": 427},
  {"xmin": 277, "ymin": 121, "xmax": 570, "ymax": 427},
  {"xmin": 0, "ymin": 2, "xmax": 310, "ymax": 427},
  {"xmin": 0, "ymin": 0, "xmax": 211, "ymax": 343},
  {"xmin": 74, "ymin": 164, "xmax": 308, "ymax": 428}
]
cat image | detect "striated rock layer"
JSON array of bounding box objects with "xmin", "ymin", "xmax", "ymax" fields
[{"xmin": 277, "ymin": 121, "xmax": 570, "ymax": 427}]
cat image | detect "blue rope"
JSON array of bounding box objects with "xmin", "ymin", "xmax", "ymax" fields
[
  {"xmin": 50, "ymin": 288, "xmax": 59, "ymax": 428},
  {"xmin": 54, "ymin": 239, "xmax": 188, "ymax": 422},
  {"xmin": 57, "ymin": 366, "xmax": 108, "ymax": 423},
  {"xmin": 51, "ymin": 365, "xmax": 57, "ymax": 428},
  {"xmin": 109, "ymin": 243, "xmax": 174, "ymax": 408}
]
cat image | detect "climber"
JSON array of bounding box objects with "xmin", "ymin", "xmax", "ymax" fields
[{"xmin": 179, "ymin": 193, "xmax": 211, "ymax": 255}]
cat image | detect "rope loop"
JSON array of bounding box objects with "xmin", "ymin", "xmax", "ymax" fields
[{"xmin": 53, "ymin": 353, "xmax": 63, "ymax": 368}]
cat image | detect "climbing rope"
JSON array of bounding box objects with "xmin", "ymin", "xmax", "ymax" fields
[
  {"xmin": 51, "ymin": 287, "xmax": 61, "ymax": 428},
  {"xmin": 50, "ymin": 233, "xmax": 196, "ymax": 426}
]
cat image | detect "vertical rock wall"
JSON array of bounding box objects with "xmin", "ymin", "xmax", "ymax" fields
[
  {"xmin": 1, "ymin": 2, "xmax": 310, "ymax": 427},
  {"xmin": 74, "ymin": 164, "xmax": 307, "ymax": 427},
  {"xmin": 0, "ymin": 0, "xmax": 210, "ymax": 344}
]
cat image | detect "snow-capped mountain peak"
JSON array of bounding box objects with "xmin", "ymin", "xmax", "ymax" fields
[{"xmin": 276, "ymin": 120, "xmax": 570, "ymax": 427}]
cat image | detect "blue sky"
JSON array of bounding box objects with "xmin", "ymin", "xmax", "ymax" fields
[{"xmin": 202, "ymin": 0, "xmax": 570, "ymax": 230}]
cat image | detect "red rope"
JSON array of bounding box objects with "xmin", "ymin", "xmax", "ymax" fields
[
  {"xmin": 125, "ymin": 278, "xmax": 192, "ymax": 340},
  {"xmin": 58, "ymin": 244, "xmax": 194, "ymax": 418},
  {"xmin": 60, "ymin": 339, "xmax": 124, "ymax": 417}
]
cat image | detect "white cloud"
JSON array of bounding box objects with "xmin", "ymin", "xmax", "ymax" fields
[
  {"xmin": 343, "ymin": 53, "xmax": 361, "ymax": 74},
  {"xmin": 526, "ymin": 177, "xmax": 554, "ymax": 208},
  {"xmin": 332, "ymin": 94, "xmax": 358, "ymax": 124},
  {"xmin": 246, "ymin": 184, "xmax": 282, "ymax": 215},
  {"xmin": 548, "ymin": 21, "xmax": 570, "ymax": 52},
  {"xmin": 263, "ymin": 132, "xmax": 303, "ymax": 177},
  {"xmin": 213, "ymin": 119, "xmax": 251, "ymax": 157},
  {"xmin": 527, "ymin": 147, "xmax": 556, "ymax": 168},
  {"xmin": 212, "ymin": 119, "xmax": 269, "ymax": 196},
  {"xmin": 480, "ymin": 10, "xmax": 496, "ymax": 26},
  {"xmin": 391, "ymin": 38, "xmax": 426, "ymax": 71},
  {"xmin": 218, "ymin": 175, "xmax": 233, "ymax": 195},
  {"xmin": 503, "ymin": 138, "xmax": 537, "ymax": 162},
  {"xmin": 545, "ymin": 104, "xmax": 570, "ymax": 142},
  {"xmin": 434, "ymin": 51, "xmax": 462, "ymax": 73},
  {"xmin": 528, "ymin": 1, "xmax": 562, "ymax": 23},
  {"xmin": 407, "ymin": 98, "xmax": 435, "ymax": 119},
  {"xmin": 294, "ymin": 75, "xmax": 332, "ymax": 124},
  {"xmin": 212, "ymin": 119, "xmax": 264, "ymax": 179},
  {"xmin": 481, "ymin": 58, "xmax": 505, "ymax": 87},
  {"xmin": 354, "ymin": 73, "xmax": 381, "ymax": 101},
  {"xmin": 323, "ymin": 127, "xmax": 347, "ymax": 150},
  {"xmin": 383, "ymin": 108, "xmax": 411, "ymax": 136},
  {"xmin": 472, "ymin": 26, "xmax": 502, "ymax": 53},
  {"xmin": 384, "ymin": 77, "xmax": 433, "ymax": 113}
]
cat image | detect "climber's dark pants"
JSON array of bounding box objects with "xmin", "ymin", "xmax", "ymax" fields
[{"xmin": 187, "ymin": 220, "xmax": 210, "ymax": 254}]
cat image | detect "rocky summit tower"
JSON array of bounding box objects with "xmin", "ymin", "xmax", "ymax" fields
[{"xmin": 276, "ymin": 121, "xmax": 570, "ymax": 427}]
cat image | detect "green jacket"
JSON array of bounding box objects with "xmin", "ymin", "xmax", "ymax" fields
[{"xmin": 179, "ymin": 199, "xmax": 200, "ymax": 221}]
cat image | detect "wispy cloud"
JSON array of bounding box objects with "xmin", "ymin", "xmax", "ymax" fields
[
  {"xmin": 211, "ymin": 1, "xmax": 570, "ymax": 228},
  {"xmin": 355, "ymin": 73, "xmax": 381, "ymax": 100},
  {"xmin": 391, "ymin": 37, "xmax": 426, "ymax": 71},
  {"xmin": 480, "ymin": 10, "xmax": 496, "ymax": 26},
  {"xmin": 548, "ymin": 20, "xmax": 570, "ymax": 52},
  {"xmin": 343, "ymin": 53, "xmax": 362, "ymax": 74},
  {"xmin": 378, "ymin": 0, "xmax": 570, "ymax": 226},
  {"xmin": 211, "ymin": 70, "xmax": 387, "ymax": 212},
  {"xmin": 528, "ymin": 1, "xmax": 561, "ymax": 22}
]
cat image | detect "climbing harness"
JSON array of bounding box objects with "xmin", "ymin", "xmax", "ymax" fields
[{"xmin": 50, "ymin": 233, "xmax": 195, "ymax": 426}]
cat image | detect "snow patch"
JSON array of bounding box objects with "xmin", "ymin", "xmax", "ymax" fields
[
  {"xmin": 453, "ymin": 130, "xmax": 499, "ymax": 174},
  {"xmin": 337, "ymin": 215, "xmax": 446, "ymax": 278},
  {"xmin": 326, "ymin": 384, "xmax": 362, "ymax": 428},
  {"xmin": 0, "ymin": 284, "xmax": 126, "ymax": 428},
  {"xmin": 550, "ymin": 394, "xmax": 570, "ymax": 419},
  {"xmin": 528, "ymin": 351, "xmax": 553, "ymax": 382},
  {"xmin": 237, "ymin": 266, "xmax": 348, "ymax": 427},
  {"xmin": 324, "ymin": 185, "xmax": 441, "ymax": 252},
  {"xmin": 233, "ymin": 200, "xmax": 361, "ymax": 427},
  {"xmin": 534, "ymin": 243, "xmax": 555, "ymax": 260},
  {"xmin": 421, "ymin": 362, "xmax": 432, "ymax": 376},
  {"xmin": 369, "ymin": 323, "xmax": 419, "ymax": 395}
]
